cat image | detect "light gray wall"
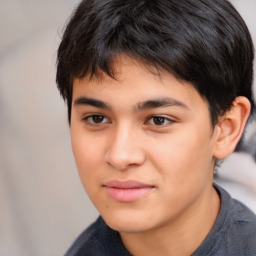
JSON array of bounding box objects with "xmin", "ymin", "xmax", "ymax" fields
[{"xmin": 0, "ymin": 1, "xmax": 98, "ymax": 255}]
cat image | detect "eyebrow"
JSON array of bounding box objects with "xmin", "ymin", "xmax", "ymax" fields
[
  {"xmin": 73, "ymin": 96, "xmax": 189, "ymax": 111},
  {"xmin": 134, "ymin": 97, "xmax": 189, "ymax": 112},
  {"xmin": 74, "ymin": 97, "xmax": 111, "ymax": 110}
]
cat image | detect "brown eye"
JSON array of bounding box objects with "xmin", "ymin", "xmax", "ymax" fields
[
  {"xmin": 147, "ymin": 116, "xmax": 174, "ymax": 126},
  {"xmin": 152, "ymin": 117, "xmax": 166, "ymax": 125},
  {"xmin": 91, "ymin": 115, "xmax": 105, "ymax": 123},
  {"xmin": 84, "ymin": 114, "xmax": 109, "ymax": 125}
]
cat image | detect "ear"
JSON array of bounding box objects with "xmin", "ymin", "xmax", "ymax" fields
[{"xmin": 213, "ymin": 96, "xmax": 251, "ymax": 159}]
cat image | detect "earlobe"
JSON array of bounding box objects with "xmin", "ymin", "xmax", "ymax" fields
[{"xmin": 213, "ymin": 96, "xmax": 251, "ymax": 159}]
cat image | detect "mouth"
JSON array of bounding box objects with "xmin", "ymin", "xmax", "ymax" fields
[{"xmin": 103, "ymin": 180, "xmax": 155, "ymax": 202}]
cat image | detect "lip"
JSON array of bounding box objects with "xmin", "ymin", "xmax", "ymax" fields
[{"xmin": 104, "ymin": 180, "xmax": 155, "ymax": 202}]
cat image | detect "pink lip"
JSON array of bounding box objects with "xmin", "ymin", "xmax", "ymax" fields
[{"xmin": 104, "ymin": 180, "xmax": 155, "ymax": 202}]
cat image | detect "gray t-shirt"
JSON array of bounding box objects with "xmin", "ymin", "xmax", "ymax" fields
[{"xmin": 65, "ymin": 184, "xmax": 256, "ymax": 256}]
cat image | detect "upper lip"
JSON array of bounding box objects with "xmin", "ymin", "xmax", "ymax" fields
[{"xmin": 104, "ymin": 180, "xmax": 154, "ymax": 189}]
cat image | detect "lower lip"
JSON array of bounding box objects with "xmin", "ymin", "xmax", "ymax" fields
[{"xmin": 105, "ymin": 186, "xmax": 154, "ymax": 202}]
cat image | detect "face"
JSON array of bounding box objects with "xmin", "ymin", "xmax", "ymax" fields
[{"xmin": 71, "ymin": 56, "xmax": 219, "ymax": 234}]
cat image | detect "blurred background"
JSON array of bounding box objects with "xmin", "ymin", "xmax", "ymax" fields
[{"xmin": 0, "ymin": 0, "xmax": 255, "ymax": 255}]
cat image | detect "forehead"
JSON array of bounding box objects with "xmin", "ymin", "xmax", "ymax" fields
[{"xmin": 72, "ymin": 55, "xmax": 209, "ymax": 113}]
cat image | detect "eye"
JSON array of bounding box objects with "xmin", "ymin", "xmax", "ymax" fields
[
  {"xmin": 83, "ymin": 114, "xmax": 110, "ymax": 125},
  {"xmin": 146, "ymin": 116, "xmax": 174, "ymax": 126}
]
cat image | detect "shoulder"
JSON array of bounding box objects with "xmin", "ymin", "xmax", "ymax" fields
[
  {"xmin": 222, "ymin": 196, "xmax": 256, "ymax": 247},
  {"xmin": 212, "ymin": 185, "xmax": 256, "ymax": 255},
  {"xmin": 220, "ymin": 185, "xmax": 256, "ymax": 232},
  {"xmin": 194, "ymin": 185, "xmax": 256, "ymax": 256},
  {"xmin": 215, "ymin": 198, "xmax": 256, "ymax": 255},
  {"xmin": 64, "ymin": 216, "xmax": 131, "ymax": 256},
  {"xmin": 64, "ymin": 217, "xmax": 104, "ymax": 256}
]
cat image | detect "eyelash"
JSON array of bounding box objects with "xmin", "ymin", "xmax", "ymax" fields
[
  {"xmin": 82, "ymin": 114, "xmax": 175, "ymax": 127},
  {"xmin": 146, "ymin": 115, "xmax": 174, "ymax": 126},
  {"xmin": 82, "ymin": 114, "xmax": 110, "ymax": 125}
]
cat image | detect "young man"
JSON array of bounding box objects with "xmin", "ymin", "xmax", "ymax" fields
[{"xmin": 56, "ymin": 0, "xmax": 256, "ymax": 255}]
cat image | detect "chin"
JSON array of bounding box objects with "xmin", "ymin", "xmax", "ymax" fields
[
  {"xmin": 107, "ymin": 220, "xmax": 148, "ymax": 233},
  {"xmin": 101, "ymin": 208, "xmax": 155, "ymax": 233}
]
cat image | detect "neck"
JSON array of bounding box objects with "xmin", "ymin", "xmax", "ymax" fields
[{"xmin": 120, "ymin": 185, "xmax": 220, "ymax": 256}]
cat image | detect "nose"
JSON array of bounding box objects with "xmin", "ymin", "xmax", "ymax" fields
[{"xmin": 105, "ymin": 125, "xmax": 146, "ymax": 170}]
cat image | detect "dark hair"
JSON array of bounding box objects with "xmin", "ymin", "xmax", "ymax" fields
[{"xmin": 56, "ymin": 0, "xmax": 254, "ymax": 125}]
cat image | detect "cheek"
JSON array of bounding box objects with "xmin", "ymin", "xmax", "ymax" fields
[
  {"xmin": 151, "ymin": 132, "xmax": 214, "ymax": 209},
  {"xmin": 71, "ymin": 128, "xmax": 104, "ymax": 182},
  {"xmin": 71, "ymin": 138, "xmax": 105, "ymax": 203},
  {"xmin": 150, "ymin": 127, "xmax": 214, "ymax": 181}
]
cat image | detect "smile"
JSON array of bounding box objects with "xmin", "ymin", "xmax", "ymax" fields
[{"xmin": 104, "ymin": 180, "xmax": 155, "ymax": 202}]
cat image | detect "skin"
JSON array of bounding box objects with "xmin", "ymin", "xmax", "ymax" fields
[{"xmin": 70, "ymin": 55, "xmax": 249, "ymax": 255}]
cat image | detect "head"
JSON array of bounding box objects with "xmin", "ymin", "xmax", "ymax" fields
[
  {"xmin": 56, "ymin": 0, "xmax": 254, "ymax": 238},
  {"xmin": 56, "ymin": 0, "xmax": 254, "ymax": 125}
]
